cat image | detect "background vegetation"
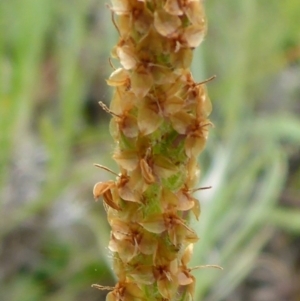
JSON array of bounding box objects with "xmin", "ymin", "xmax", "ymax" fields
[{"xmin": 0, "ymin": 0, "xmax": 299, "ymax": 300}]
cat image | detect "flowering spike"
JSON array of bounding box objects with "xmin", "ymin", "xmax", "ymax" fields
[{"xmin": 93, "ymin": 0, "xmax": 219, "ymax": 299}]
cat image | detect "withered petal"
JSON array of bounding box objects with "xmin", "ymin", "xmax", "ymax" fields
[
  {"xmin": 130, "ymin": 69, "xmax": 153, "ymax": 98},
  {"xmin": 121, "ymin": 114, "xmax": 139, "ymax": 138},
  {"xmin": 93, "ymin": 181, "xmax": 116, "ymax": 200},
  {"xmin": 154, "ymin": 9, "xmax": 181, "ymax": 37},
  {"xmin": 111, "ymin": 219, "xmax": 130, "ymax": 239},
  {"xmin": 137, "ymin": 105, "xmax": 163, "ymax": 136},
  {"xmin": 185, "ymin": 136, "xmax": 206, "ymax": 158},
  {"xmin": 110, "ymin": 0, "xmax": 130, "ymax": 14},
  {"xmin": 117, "ymin": 44, "xmax": 138, "ymax": 70},
  {"xmin": 106, "ymin": 68, "xmax": 129, "ymax": 86},
  {"xmin": 181, "ymin": 244, "xmax": 194, "ymax": 266},
  {"xmin": 139, "ymin": 232, "xmax": 158, "ymax": 255},
  {"xmin": 157, "ymin": 278, "xmax": 177, "ymax": 299},
  {"xmin": 177, "ymin": 191, "xmax": 195, "ymax": 211},
  {"xmin": 119, "ymin": 185, "xmax": 142, "ymax": 203},
  {"xmin": 161, "ymin": 187, "xmax": 178, "ymax": 209},
  {"xmin": 106, "ymin": 291, "xmax": 116, "ymax": 301},
  {"xmin": 124, "ymin": 282, "xmax": 145, "ymax": 299},
  {"xmin": 170, "ymin": 47, "xmax": 193, "ymax": 69},
  {"xmin": 130, "ymin": 265, "xmax": 155, "ymax": 284},
  {"xmin": 103, "ymin": 190, "xmax": 121, "ymax": 211},
  {"xmin": 163, "ymin": 95, "xmax": 184, "ymax": 115},
  {"xmin": 177, "ymin": 271, "xmax": 194, "ymax": 286},
  {"xmin": 185, "ymin": 1, "xmax": 205, "ymax": 25},
  {"xmin": 140, "ymin": 158, "xmax": 156, "ymax": 184},
  {"xmin": 192, "ymin": 198, "xmax": 201, "ymax": 220},
  {"xmin": 140, "ymin": 214, "xmax": 166, "ymax": 234},
  {"xmin": 117, "ymin": 239, "xmax": 138, "ymax": 263},
  {"xmin": 164, "ymin": 0, "xmax": 184, "ymax": 16},
  {"xmin": 113, "ymin": 150, "xmax": 139, "ymax": 171},
  {"xmin": 184, "ymin": 25, "xmax": 206, "ymax": 48},
  {"xmin": 170, "ymin": 111, "xmax": 193, "ymax": 134}
]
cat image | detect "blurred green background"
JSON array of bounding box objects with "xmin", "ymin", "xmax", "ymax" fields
[{"xmin": 0, "ymin": 0, "xmax": 300, "ymax": 300}]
